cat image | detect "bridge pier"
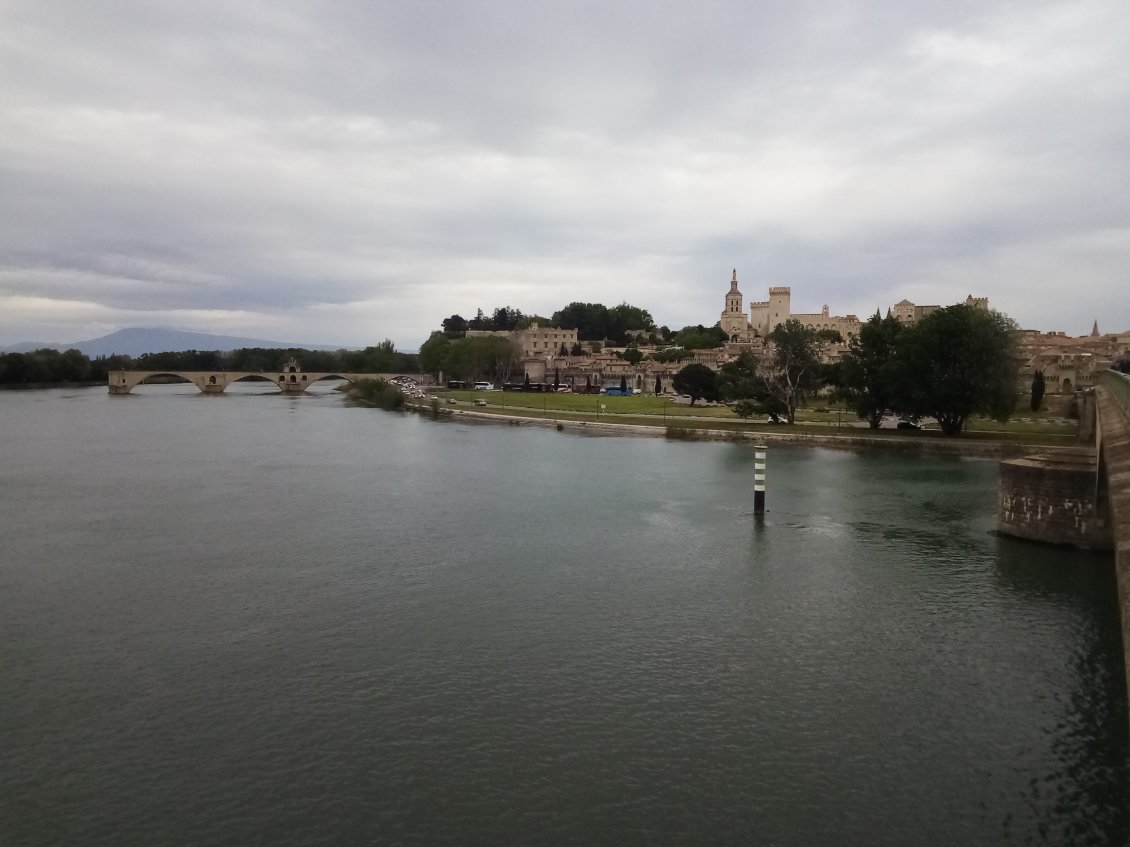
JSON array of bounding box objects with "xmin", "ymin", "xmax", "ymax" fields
[{"xmin": 997, "ymin": 447, "xmax": 1112, "ymax": 550}]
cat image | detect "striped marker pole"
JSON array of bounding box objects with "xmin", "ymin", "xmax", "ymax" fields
[{"xmin": 754, "ymin": 444, "xmax": 767, "ymax": 514}]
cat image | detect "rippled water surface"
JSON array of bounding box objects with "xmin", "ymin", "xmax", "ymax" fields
[{"xmin": 1, "ymin": 385, "xmax": 1127, "ymax": 845}]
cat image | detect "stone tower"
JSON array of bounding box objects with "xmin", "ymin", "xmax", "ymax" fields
[
  {"xmin": 765, "ymin": 286, "xmax": 792, "ymax": 334},
  {"xmin": 720, "ymin": 269, "xmax": 752, "ymax": 342}
]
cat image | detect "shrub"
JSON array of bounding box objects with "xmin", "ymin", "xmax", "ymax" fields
[{"xmin": 349, "ymin": 378, "xmax": 405, "ymax": 410}]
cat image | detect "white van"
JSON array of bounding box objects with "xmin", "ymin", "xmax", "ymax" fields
[{"xmin": 473, "ymin": 381, "xmax": 494, "ymax": 391}]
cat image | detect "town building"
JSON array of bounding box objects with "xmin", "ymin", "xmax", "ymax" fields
[
  {"xmin": 890, "ymin": 294, "xmax": 988, "ymax": 325},
  {"xmin": 1016, "ymin": 323, "xmax": 1130, "ymax": 394}
]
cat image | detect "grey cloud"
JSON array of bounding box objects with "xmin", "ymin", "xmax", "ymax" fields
[{"xmin": 1, "ymin": 0, "xmax": 1128, "ymax": 348}]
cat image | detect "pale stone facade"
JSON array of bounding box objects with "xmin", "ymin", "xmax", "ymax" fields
[
  {"xmin": 890, "ymin": 294, "xmax": 988, "ymax": 325},
  {"xmin": 1016, "ymin": 324, "xmax": 1130, "ymax": 394},
  {"xmin": 466, "ymin": 323, "xmax": 578, "ymax": 357},
  {"xmin": 723, "ymin": 271, "xmax": 992, "ymax": 350}
]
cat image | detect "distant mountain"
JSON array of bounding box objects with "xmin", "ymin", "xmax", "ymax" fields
[
  {"xmin": 2, "ymin": 340, "xmax": 66, "ymax": 354},
  {"xmin": 2, "ymin": 328, "xmax": 342, "ymax": 358}
]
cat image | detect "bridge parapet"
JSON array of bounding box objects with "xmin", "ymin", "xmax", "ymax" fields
[
  {"xmin": 1098, "ymin": 369, "xmax": 1130, "ymax": 417},
  {"xmin": 1093, "ymin": 370, "xmax": 1130, "ymax": 715}
]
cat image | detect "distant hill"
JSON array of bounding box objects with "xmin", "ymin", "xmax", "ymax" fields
[
  {"xmin": 2, "ymin": 340, "xmax": 65, "ymax": 354},
  {"xmin": 2, "ymin": 328, "xmax": 341, "ymax": 358}
]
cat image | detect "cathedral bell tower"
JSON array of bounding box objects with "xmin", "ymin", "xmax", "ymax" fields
[{"xmin": 720, "ymin": 269, "xmax": 752, "ymax": 343}]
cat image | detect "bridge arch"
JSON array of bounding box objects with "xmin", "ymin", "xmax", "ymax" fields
[{"xmin": 132, "ymin": 372, "xmax": 201, "ymax": 390}]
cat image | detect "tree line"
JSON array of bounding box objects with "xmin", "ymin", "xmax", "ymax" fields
[
  {"xmin": 0, "ymin": 342, "xmax": 420, "ymax": 386},
  {"xmin": 440, "ymin": 301, "xmax": 730, "ymax": 349},
  {"xmin": 436, "ymin": 299, "xmax": 734, "ymax": 365},
  {"xmin": 672, "ymin": 304, "xmax": 1021, "ymax": 436}
]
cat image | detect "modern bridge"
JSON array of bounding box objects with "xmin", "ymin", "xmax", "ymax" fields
[{"xmin": 108, "ymin": 360, "xmax": 398, "ymax": 395}]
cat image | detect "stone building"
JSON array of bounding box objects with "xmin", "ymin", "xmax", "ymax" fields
[
  {"xmin": 466, "ymin": 323, "xmax": 578, "ymax": 357},
  {"xmin": 890, "ymin": 294, "xmax": 988, "ymax": 325},
  {"xmin": 1016, "ymin": 323, "xmax": 1130, "ymax": 394},
  {"xmin": 721, "ymin": 271, "xmax": 861, "ymax": 353},
  {"xmin": 719, "ymin": 270, "xmax": 755, "ymax": 343}
]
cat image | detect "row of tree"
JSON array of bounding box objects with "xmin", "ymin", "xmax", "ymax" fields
[
  {"xmin": 439, "ymin": 301, "xmax": 737, "ymax": 354},
  {"xmin": 441, "ymin": 301, "xmax": 661, "ymax": 346},
  {"xmin": 419, "ymin": 334, "xmax": 519, "ymax": 384},
  {"xmin": 0, "ymin": 342, "xmax": 421, "ymax": 386},
  {"xmin": 671, "ymin": 304, "xmax": 1021, "ymax": 436},
  {"xmin": 0, "ymin": 349, "xmax": 131, "ymax": 385}
]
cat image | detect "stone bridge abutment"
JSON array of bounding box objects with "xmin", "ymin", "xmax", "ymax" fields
[{"xmin": 998, "ymin": 370, "xmax": 1130, "ymax": 707}]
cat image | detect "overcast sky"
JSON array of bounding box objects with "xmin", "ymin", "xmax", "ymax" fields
[{"xmin": 2, "ymin": 1, "xmax": 1128, "ymax": 350}]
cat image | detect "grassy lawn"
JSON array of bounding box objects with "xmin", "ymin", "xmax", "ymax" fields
[
  {"xmin": 440, "ymin": 389, "xmax": 735, "ymax": 417},
  {"xmin": 430, "ymin": 389, "xmax": 1078, "ymax": 443}
]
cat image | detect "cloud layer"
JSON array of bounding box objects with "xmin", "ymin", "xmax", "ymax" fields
[{"xmin": 2, "ymin": 0, "xmax": 1128, "ymax": 348}]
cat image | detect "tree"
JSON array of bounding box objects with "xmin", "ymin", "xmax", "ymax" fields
[
  {"xmin": 441, "ymin": 314, "xmax": 468, "ymax": 337},
  {"xmin": 672, "ymin": 363, "xmax": 718, "ymax": 406},
  {"xmin": 491, "ymin": 306, "xmax": 523, "ymax": 331},
  {"xmin": 654, "ymin": 374, "xmax": 662, "ymax": 395},
  {"xmin": 553, "ymin": 302, "xmax": 610, "ymax": 341},
  {"xmin": 467, "ymin": 308, "xmax": 489, "ymax": 331},
  {"xmin": 419, "ymin": 332, "xmax": 452, "ymax": 378},
  {"xmin": 607, "ymin": 303, "xmax": 656, "ymax": 344},
  {"xmin": 892, "ymin": 305, "xmax": 1019, "ymax": 436},
  {"xmin": 717, "ymin": 350, "xmax": 790, "ymax": 422},
  {"xmin": 716, "ymin": 350, "xmax": 762, "ymax": 403},
  {"xmin": 619, "ymin": 374, "xmax": 628, "ymax": 393},
  {"xmin": 836, "ymin": 314, "xmax": 903, "ymax": 428},
  {"xmin": 672, "ymin": 324, "xmax": 727, "ymax": 351},
  {"xmin": 1030, "ymin": 370, "xmax": 1046, "ymax": 412},
  {"xmin": 762, "ymin": 320, "xmax": 841, "ymax": 424},
  {"xmin": 516, "ymin": 314, "xmax": 553, "ymax": 330},
  {"xmin": 618, "ymin": 346, "xmax": 643, "ymax": 365}
]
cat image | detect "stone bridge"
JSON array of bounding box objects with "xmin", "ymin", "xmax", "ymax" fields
[
  {"xmin": 108, "ymin": 361, "xmax": 402, "ymax": 395},
  {"xmin": 999, "ymin": 369, "xmax": 1130, "ymax": 705},
  {"xmin": 1096, "ymin": 370, "xmax": 1130, "ymax": 707}
]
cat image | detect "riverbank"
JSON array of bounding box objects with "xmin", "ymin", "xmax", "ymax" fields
[{"xmin": 407, "ymin": 401, "xmax": 1077, "ymax": 459}]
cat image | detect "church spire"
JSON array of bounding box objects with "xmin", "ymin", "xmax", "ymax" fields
[{"xmin": 1091, "ymin": 319, "xmax": 1100, "ymax": 337}]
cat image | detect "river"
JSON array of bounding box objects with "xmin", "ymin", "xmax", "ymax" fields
[{"xmin": 1, "ymin": 383, "xmax": 1127, "ymax": 845}]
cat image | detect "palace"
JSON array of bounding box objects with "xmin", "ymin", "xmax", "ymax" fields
[
  {"xmin": 720, "ymin": 269, "xmax": 865, "ymax": 348},
  {"xmin": 719, "ymin": 269, "xmax": 990, "ymax": 351}
]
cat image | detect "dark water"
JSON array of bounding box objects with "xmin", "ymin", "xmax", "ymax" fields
[{"xmin": 1, "ymin": 384, "xmax": 1127, "ymax": 846}]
